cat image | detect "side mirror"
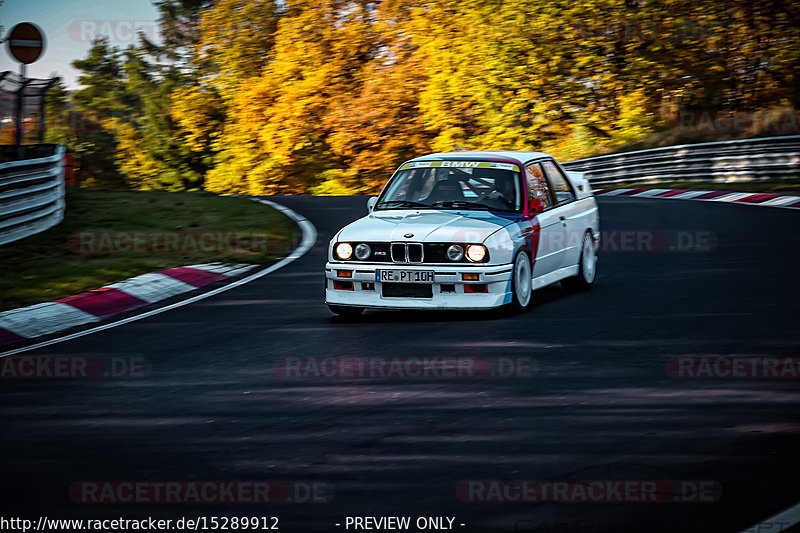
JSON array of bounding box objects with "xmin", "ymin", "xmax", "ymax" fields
[
  {"xmin": 367, "ymin": 196, "xmax": 378, "ymax": 213},
  {"xmin": 529, "ymin": 198, "xmax": 545, "ymax": 215}
]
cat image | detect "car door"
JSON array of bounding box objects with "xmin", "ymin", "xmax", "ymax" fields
[
  {"xmin": 524, "ymin": 161, "xmax": 568, "ymax": 278},
  {"xmin": 541, "ymin": 159, "xmax": 582, "ymax": 268}
]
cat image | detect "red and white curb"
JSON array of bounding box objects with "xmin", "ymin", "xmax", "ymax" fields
[
  {"xmin": 595, "ymin": 188, "xmax": 800, "ymax": 209},
  {"xmin": 0, "ymin": 263, "xmax": 256, "ymax": 348},
  {"xmin": 0, "ymin": 198, "xmax": 317, "ymax": 356}
]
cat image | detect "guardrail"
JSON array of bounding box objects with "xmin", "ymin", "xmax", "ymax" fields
[
  {"xmin": 562, "ymin": 135, "xmax": 800, "ymax": 186},
  {"xmin": 0, "ymin": 144, "xmax": 66, "ymax": 246}
]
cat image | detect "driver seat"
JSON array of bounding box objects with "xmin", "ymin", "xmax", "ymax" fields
[{"xmin": 426, "ymin": 172, "xmax": 464, "ymax": 203}]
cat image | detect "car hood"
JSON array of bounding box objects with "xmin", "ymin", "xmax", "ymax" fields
[{"xmin": 337, "ymin": 209, "xmax": 520, "ymax": 243}]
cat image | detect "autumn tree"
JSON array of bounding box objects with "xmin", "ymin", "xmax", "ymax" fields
[
  {"xmin": 202, "ymin": 0, "xmax": 383, "ymax": 195},
  {"xmin": 67, "ymin": 0, "xmax": 800, "ymax": 193},
  {"xmin": 69, "ymin": 38, "xmax": 133, "ymax": 187}
]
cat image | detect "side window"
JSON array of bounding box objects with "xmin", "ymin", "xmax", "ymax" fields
[
  {"xmin": 525, "ymin": 162, "xmax": 554, "ymax": 209},
  {"xmin": 542, "ymin": 160, "xmax": 576, "ymax": 205}
]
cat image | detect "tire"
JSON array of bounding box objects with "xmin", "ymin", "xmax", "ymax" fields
[
  {"xmin": 510, "ymin": 249, "xmax": 533, "ymax": 313},
  {"xmin": 563, "ymin": 231, "xmax": 597, "ymax": 291},
  {"xmin": 328, "ymin": 305, "xmax": 364, "ymax": 318}
]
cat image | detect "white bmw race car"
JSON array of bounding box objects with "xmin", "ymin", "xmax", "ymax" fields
[{"xmin": 325, "ymin": 151, "xmax": 599, "ymax": 316}]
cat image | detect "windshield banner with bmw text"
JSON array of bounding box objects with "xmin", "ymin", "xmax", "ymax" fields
[{"xmin": 400, "ymin": 160, "xmax": 520, "ymax": 171}]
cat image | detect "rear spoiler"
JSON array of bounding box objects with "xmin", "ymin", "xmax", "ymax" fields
[{"xmin": 565, "ymin": 171, "xmax": 593, "ymax": 199}]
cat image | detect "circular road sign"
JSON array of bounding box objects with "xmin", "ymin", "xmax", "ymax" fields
[{"xmin": 7, "ymin": 22, "xmax": 45, "ymax": 64}]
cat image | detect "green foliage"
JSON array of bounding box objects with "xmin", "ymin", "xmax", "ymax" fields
[
  {"xmin": 43, "ymin": 78, "xmax": 72, "ymax": 145},
  {"xmin": 60, "ymin": 0, "xmax": 218, "ymax": 190},
  {"xmin": 66, "ymin": 38, "xmax": 130, "ymax": 188},
  {"xmin": 114, "ymin": 48, "xmax": 207, "ymax": 190}
]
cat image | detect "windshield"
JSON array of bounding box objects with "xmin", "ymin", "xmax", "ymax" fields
[{"xmin": 376, "ymin": 160, "xmax": 523, "ymax": 212}]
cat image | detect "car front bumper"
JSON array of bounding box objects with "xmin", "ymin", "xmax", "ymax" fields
[{"xmin": 324, "ymin": 262, "xmax": 514, "ymax": 310}]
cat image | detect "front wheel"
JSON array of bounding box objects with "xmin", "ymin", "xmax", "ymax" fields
[
  {"xmin": 563, "ymin": 231, "xmax": 597, "ymax": 291},
  {"xmin": 328, "ymin": 305, "xmax": 364, "ymax": 319},
  {"xmin": 510, "ymin": 249, "xmax": 533, "ymax": 312}
]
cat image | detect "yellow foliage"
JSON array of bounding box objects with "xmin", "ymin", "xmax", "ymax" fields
[
  {"xmin": 171, "ymin": 86, "xmax": 224, "ymax": 153},
  {"xmin": 111, "ymin": 118, "xmax": 162, "ymax": 190},
  {"xmin": 310, "ymin": 169, "xmax": 366, "ymax": 196},
  {"xmin": 169, "ymin": 0, "xmax": 800, "ymax": 194}
]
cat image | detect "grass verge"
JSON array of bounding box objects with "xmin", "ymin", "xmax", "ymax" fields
[{"xmin": 0, "ymin": 189, "xmax": 296, "ymax": 312}]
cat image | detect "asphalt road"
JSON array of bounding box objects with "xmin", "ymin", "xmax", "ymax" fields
[{"xmin": 1, "ymin": 196, "xmax": 799, "ymax": 533}]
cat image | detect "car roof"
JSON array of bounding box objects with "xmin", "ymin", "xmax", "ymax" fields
[{"xmin": 408, "ymin": 151, "xmax": 553, "ymax": 165}]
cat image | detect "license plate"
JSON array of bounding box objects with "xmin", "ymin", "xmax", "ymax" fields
[{"xmin": 376, "ymin": 269, "xmax": 435, "ymax": 283}]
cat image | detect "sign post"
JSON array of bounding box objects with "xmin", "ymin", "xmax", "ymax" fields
[{"xmin": 6, "ymin": 22, "xmax": 45, "ymax": 157}]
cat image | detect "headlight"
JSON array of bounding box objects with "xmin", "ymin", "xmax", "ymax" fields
[
  {"xmin": 335, "ymin": 242, "xmax": 353, "ymax": 260},
  {"xmin": 465, "ymin": 244, "xmax": 487, "ymax": 262},
  {"xmin": 446, "ymin": 244, "xmax": 464, "ymax": 261},
  {"xmin": 355, "ymin": 243, "xmax": 372, "ymax": 260}
]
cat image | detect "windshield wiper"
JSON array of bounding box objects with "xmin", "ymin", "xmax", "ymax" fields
[
  {"xmin": 377, "ymin": 200, "xmax": 431, "ymax": 209},
  {"xmin": 430, "ymin": 200, "xmax": 493, "ymax": 210}
]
